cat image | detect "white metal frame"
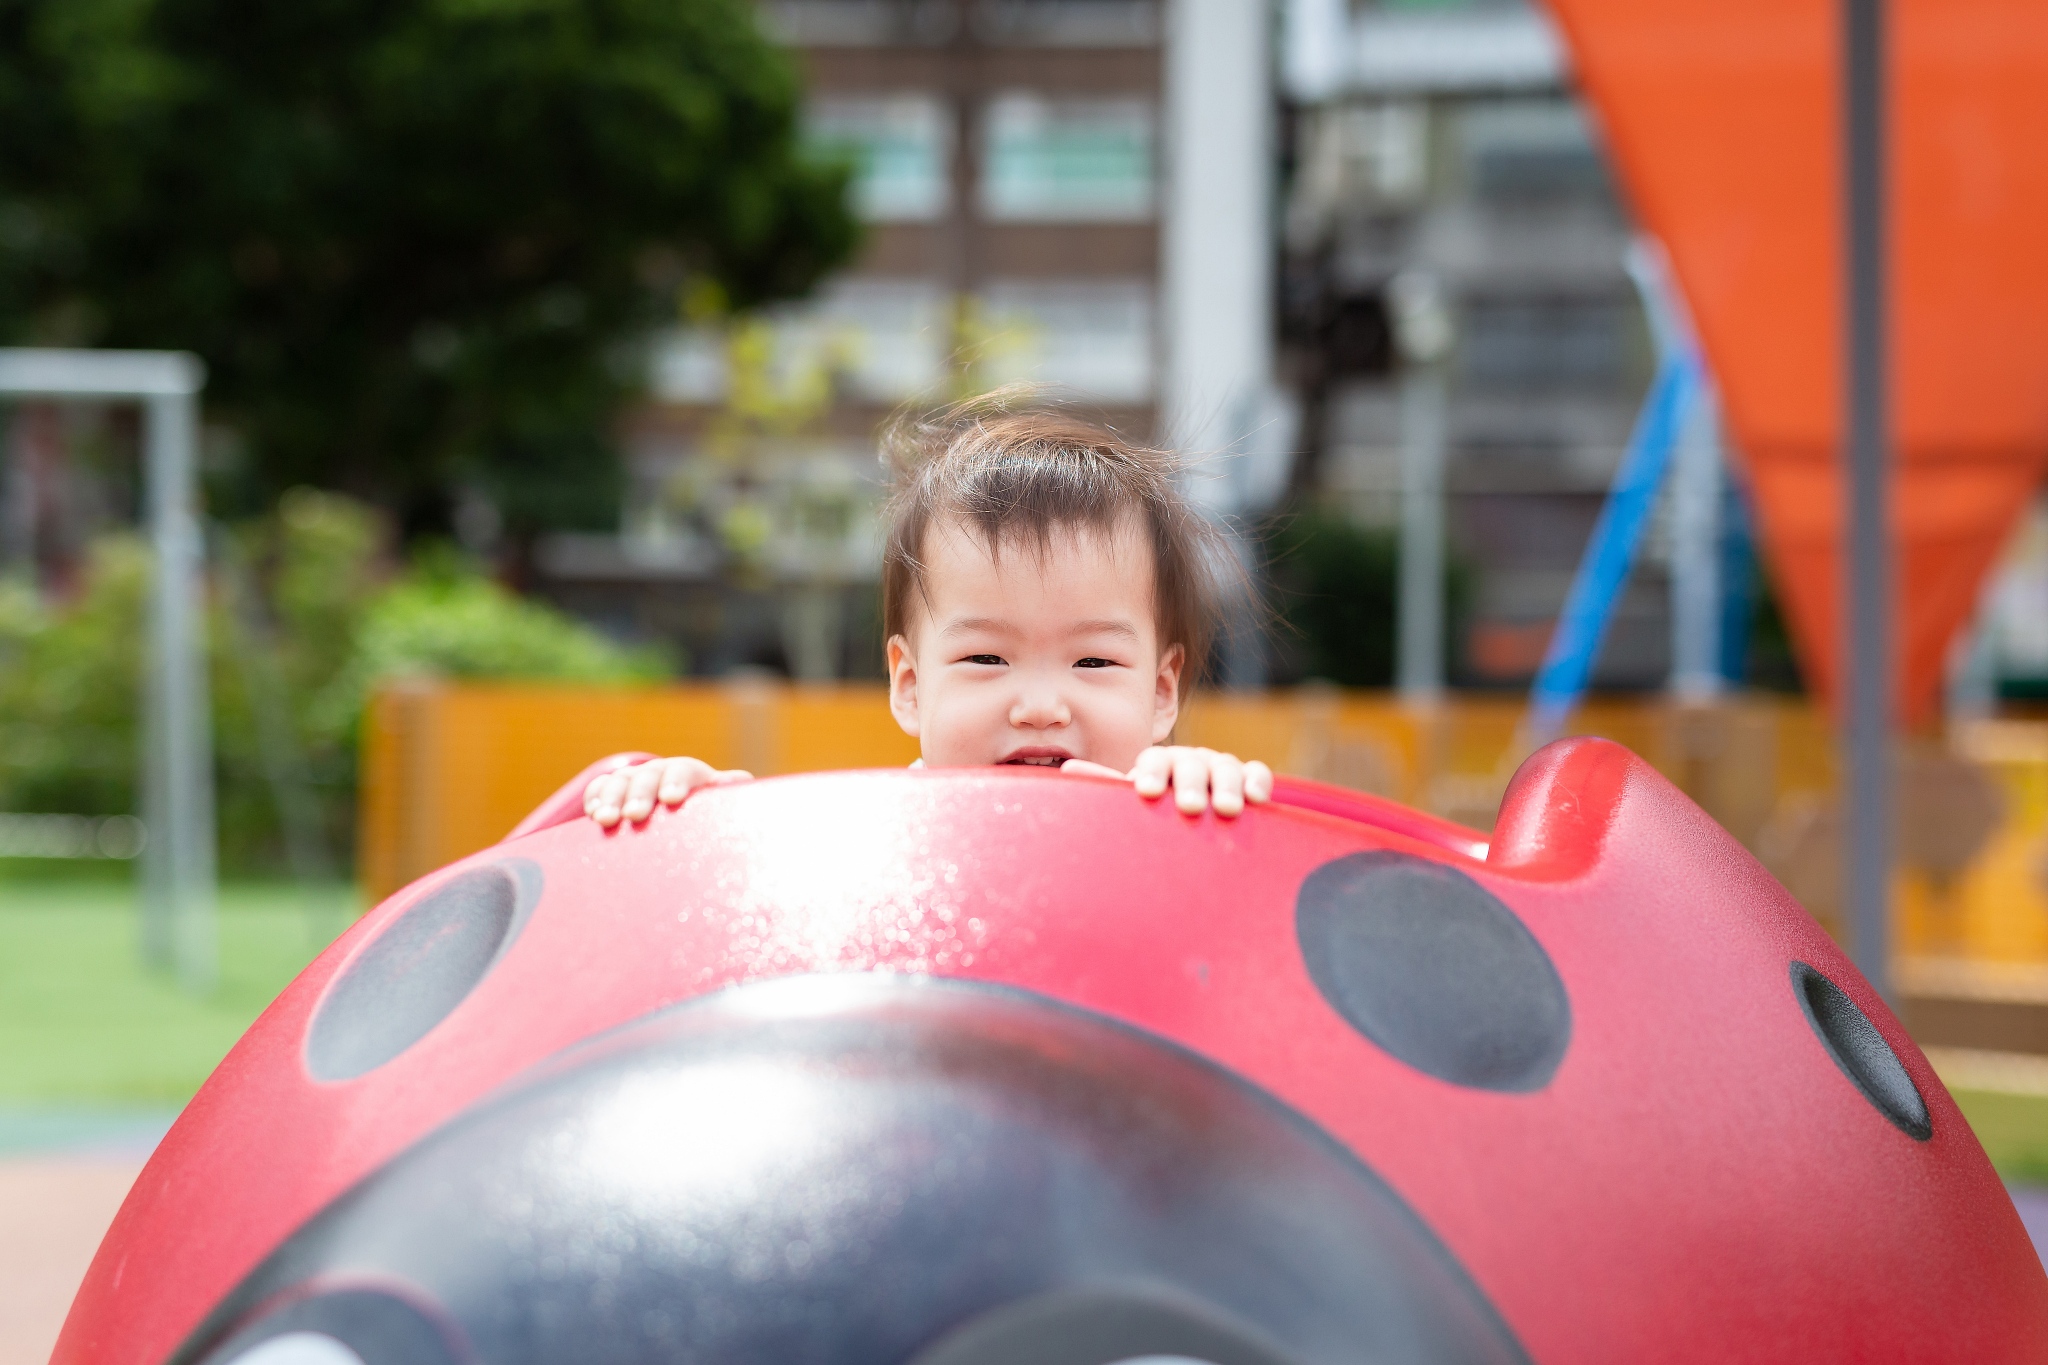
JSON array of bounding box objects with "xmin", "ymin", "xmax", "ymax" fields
[{"xmin": 0, "ymin": 348, "xmax": 214, "ymax": 991}]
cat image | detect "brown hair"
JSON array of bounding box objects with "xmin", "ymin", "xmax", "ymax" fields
[{"xmin": 880, "ymin": 388, "xmax": 1229, "ymax": 677}]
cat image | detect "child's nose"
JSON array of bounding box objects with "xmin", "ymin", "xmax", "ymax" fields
[{"xmin": 1009, "ymin": 685, "xmax": 1071, "ymax": 729}]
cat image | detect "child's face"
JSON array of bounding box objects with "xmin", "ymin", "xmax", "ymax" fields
[{"xmin": 886, "ymin": 515, "xmax": 1183, "ymax": 773}]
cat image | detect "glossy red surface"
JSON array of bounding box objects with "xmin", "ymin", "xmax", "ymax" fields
[{"xmin": 57, "ymin": 740, "xmax": 2048, "ymax": 1362}]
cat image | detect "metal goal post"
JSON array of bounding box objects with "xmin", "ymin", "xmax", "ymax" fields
[{"xmin": 0, "ymin": 347, "xmax": 215, "ymax": 993}]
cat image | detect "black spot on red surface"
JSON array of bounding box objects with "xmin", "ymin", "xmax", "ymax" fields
[
  {"xmin": 304, "ymin": 860, "xmax": 542, "ymax": 1083},
  {"xmin": 1792, "ymin": 962, "xmax": 1931, "ymax": 1141},
  {"xmin": 1296, "ymin": 851, "xmax": 1570, "ymax": 1092}
]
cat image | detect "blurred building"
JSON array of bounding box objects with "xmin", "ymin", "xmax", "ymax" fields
[
  {"xmin": 535, "ymin": 0, "xmax": 1674, "ymax": 693},
  {"xmin": 523, "ymin": 0, "xmax": 2046, "ymax": 700},
  {"xmin": 534, "ymin": 0, "xmax": 1277, "ymax": 680},
  {"xmin": 1277, "ymin": 0, "xmax": 1668, "ymax": 690}
]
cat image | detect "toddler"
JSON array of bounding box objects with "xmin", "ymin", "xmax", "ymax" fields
[{"xmin": 586, "ymin": 394, "xmax": 1274, "ymax": 825}]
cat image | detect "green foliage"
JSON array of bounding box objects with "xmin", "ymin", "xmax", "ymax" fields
[
  {"xmin": 210, "ymin": 490, "xmax": 388, "ymax": 870},
  {"xmin": 1949, "ymin": 1089, "xmax": 2048, "ymax": 1185},
  {"xmin": 0, "ymin": 538, "xmax": 149, "ymax": 816},
  {"xmin": 0, "ymin": 0, "xmax": 860, "ymax": 530},
  {"xmin": 1266, "ymin": 510, "xmax": 1400, "ymax": 686},
  {"xmin": 1263, "ymin": 507, "xmax": 1473, "ymax": 687},
  {"xmin": 0, "ymin": 492, "xmax": 668, "ymax": 871},
  {"xmin": 1742, "ymin": 558, "xmax": 1807, "ymax": 694},
  {"xmin": 328, "ymin": 545, "xmax": 669, "ymax": 721}
]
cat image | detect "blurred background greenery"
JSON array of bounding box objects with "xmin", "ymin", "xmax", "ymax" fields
[
  {"xmin": 0, "ymin": 0, "xmax": 859, "ymax": 538},
  {"xmin": 0, "ymin": 494, "xmax": 664, "ymax": 876},
  {"xmin": 0, "ymin": 0, "xmax": 858, "ymax": 879},
  {"xmin": 0, "ymin": 0, "xmax": 873, "ymax": 1136}
]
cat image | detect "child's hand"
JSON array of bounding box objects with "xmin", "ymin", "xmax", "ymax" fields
[
  {"xmin": 1061, "ymin": 746, "xmax": 1274, "ymax": 818},
  {"xmin": 584, "ymin": 757, "xmax": 752, "ymax": 829}
]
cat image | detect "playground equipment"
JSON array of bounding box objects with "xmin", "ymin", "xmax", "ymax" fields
[
  {"xmin": 1531, "ymin": 0, "xmax": 2048, "ymax": 997},
  {"xmin": 0, "ymin": 348, "xmax": 215, "ymax": 992},
  {"xmin": 58, "ymin": 750, "xmax": 2048, "ymax": 1363},
  {"xmin": 1541, "ymin": 0, "xmax": 2048, "ymax": 728}
]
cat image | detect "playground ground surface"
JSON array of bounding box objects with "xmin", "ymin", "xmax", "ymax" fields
[{"xmin": 3, "ymin": 874, "xmax": 2048, "ymax": 1362}]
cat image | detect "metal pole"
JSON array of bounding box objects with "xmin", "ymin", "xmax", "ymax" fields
[
  {"xmin": 1397, "ymin": 363, "xmax": 1447, "ymax": 703},
  {"xmin": 1843, "ymin": 0, "xmax": 1891, "ymax": 998},
  {"xmin": 0, "ymin": 350, "xmax": 214, "ymax": 989},
  {"xmin": 144, "ymin": 390, "xmax": 216, "ymax": 992},
  {"xmin": 1390, "ymin": 268, "xmax": 1453, "ymax": 707},
  {"xmin": 1669, "ymin": 386, "xmax": 1724, "ymax": 701}
]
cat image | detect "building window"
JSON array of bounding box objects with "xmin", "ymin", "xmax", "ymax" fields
[
  {"xmin": 807, "ymin": 94, "xmax": 954, "ymax": 223},
  {"xmin": 765, "ymin": 2, "xmax": 959, "ymax": 48},
  {"xmin": 979, "ymin": 94, "xmax": 1155, "ymax": 222},
  {"xmin": 973, "ymin": 0, "xmax": 1161, "ymax": 47},
  {"xmin": 1460, "ymin": 98, "xmax": 1607, "ymax": 200},
  {"xmin": 1458, "ymin": 298, "xmax": 1632, "ymax": 390},
  {"xmin": 976, "ymin": 279, "xmax": 1154, "ymax": 402}
]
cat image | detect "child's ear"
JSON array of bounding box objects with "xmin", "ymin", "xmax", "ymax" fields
[
  {"xmin": 1150, "ymin": 643, "xmax": 1185, "ymax": 744},
  {"xmin": 886, "ymin": 634, "xmax": 921, "ymax": 738}
]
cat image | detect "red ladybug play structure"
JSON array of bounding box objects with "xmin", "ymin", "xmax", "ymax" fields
[{"xmin": 54, "ymin": 740, "xmax": 2048, "ymax": 1363}]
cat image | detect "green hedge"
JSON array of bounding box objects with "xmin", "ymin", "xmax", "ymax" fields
[{"xmin": 0, "ymin": 491, "xmax": 667, "ymax": 874}]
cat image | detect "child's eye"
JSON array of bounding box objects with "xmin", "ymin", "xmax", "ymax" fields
[
  {"xmin": 964, "ymin": 654, "xmax": 1006, "ymax": 666},
  {"xmin": 1074, "ymin": 657, "xmax": 1115, "ymax": 669}
]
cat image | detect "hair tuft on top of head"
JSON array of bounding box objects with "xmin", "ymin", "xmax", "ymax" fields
[{"xmin": 880, "ymin": 386, "xmax": 1234, "ymax": 679}]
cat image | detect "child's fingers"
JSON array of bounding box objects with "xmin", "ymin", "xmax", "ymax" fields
[
  {"xmin": 584, "ymin": 772, "xmax": 628, "ymax": 827},
  {"xmin": 589, "ymin": 758, "xmax": 750, "ymax": 830},
  {"xmin": 1172, "ymin": 748, "xmax": 1209, "ymax": 815},
  {"xmin": 1209, "ymin": 751, "xmax": 1247, "ymax": 817},
  {"xmin": 656, "ymin": 757, "xmax": 711, "ymax": 806},
  {"xmin": 620, "ymin": 761, "xmax": 665, "ymax": 823},
  {"xmin": 1244, "ymin": 759, "xmax": 1274, "ymax": 805},
  {"xmin": 1058, "ymin": 758, "xmax": 1126, "ymax": 781},
  {"xmin": 1132, "ymin": 746, "xmax": 1173, "ymax": 799}
]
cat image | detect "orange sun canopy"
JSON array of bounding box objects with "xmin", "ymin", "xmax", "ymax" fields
[{"xmin": 1539, "ymin": 0, "xmax": 2048, "ymax": 725}]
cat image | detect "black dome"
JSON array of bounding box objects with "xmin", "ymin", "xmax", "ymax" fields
[{"xmin": 177, "ymin": 975, "xmax": 1528, "ymax": 1365}]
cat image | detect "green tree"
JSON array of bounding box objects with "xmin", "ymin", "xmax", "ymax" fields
[{"xmin": 0, "ymin": 0, "xmax": 858, "ymax": 534}]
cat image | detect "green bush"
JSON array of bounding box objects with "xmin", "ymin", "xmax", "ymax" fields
[
  {"xmin": 1265, "ymin": 511, "xmax": 1401, "ymax": 686},
  {"xmin": 0, "ymin": 538, "xmax": 150, "ymax": 818},
  {"xmin": 330, "ymin": 551, "xmax": 668, "ymax": 719},
  {"xmin": 1262, "ymin": 507, "xmax": 1472, "ymax": 687},
  {"xmin": 0, "ymin": 491, "xmax": 668, "ymax": 873}
]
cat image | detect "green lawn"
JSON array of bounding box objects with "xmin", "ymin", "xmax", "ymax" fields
[
  {"xmin": 0, "ymin": 874, "xmax": 355, "ymax": 1106},
  {"xmin": 1952, "ymin": 1090, "xmax": 2048, "ymax": 1186}
]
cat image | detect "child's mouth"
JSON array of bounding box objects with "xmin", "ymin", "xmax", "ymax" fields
[{"xmin": 1000, "ymin": 749, "xmax": 1072, "ymax": 768}]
